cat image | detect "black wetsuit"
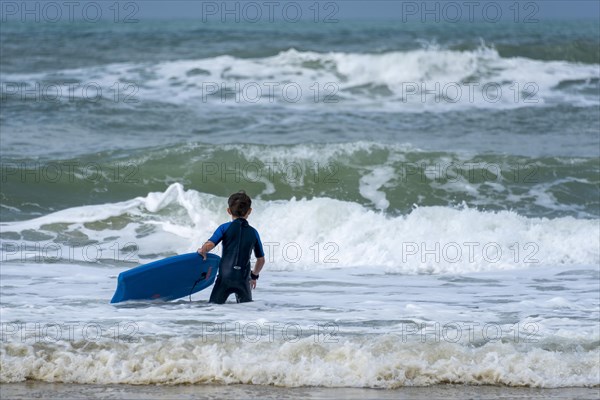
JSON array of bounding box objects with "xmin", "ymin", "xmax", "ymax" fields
[{"xmin": 207, "ymin": 218, "xmax": 264, "ymax": 304}]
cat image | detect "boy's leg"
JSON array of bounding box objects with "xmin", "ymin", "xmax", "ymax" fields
[
  {"xmin": 209, "ymin": 278, "xmax": 230, "ymax": 304},
  {"xmin": 233, "ymin": 281, "xmax": 253, "ymax": 303}
]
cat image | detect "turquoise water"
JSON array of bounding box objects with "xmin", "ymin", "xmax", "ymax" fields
[{"xmin": 1, "ymin": 20, "xmax": 599, "ymax": 221}]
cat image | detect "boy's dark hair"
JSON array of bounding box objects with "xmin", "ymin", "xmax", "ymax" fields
[{"xmin": 228, "ymin": 191, "xmax": 252, "ymax": 217}]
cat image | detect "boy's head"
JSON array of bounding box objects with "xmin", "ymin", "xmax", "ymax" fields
[{"xmin": 228, "ymin": 190, "xmax": 252, "ymax": 218}]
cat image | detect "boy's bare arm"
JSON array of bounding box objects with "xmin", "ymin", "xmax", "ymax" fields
[
  {"xmin": 253, "ymin": 257, "xmax": 265, "ymax": 276},
  {"xmin": 197, "ymin": 241, "xmax": 215, "ymax": 260},
  {"xmin": 250, "ymin": 257, "xmax": 265, "ymax": 289}
]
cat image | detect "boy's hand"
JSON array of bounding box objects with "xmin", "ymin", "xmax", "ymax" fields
[
  {"xmin": 250, "ymin": 279, "xmax": 257, "ymax": 289},
  {"xmin": 197, "ymin": 241, "xmax": 215, "ymax": 261}
]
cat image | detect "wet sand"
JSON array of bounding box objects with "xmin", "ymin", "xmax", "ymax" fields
[{"xmin": 2, "ymin": 382, "xmax": 599, "ymax": 400}]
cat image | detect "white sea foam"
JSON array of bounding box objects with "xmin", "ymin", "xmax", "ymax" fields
[
  {"xmin": 4, "ymin": 47, "xmax": 598, "ymax": 111},
  {"xmin": 358, "ymin": 166, "xmax": 395, "ymax": 210},
  {"xmin": 1, "ymin": 242, "xmax": 598, "ymax": 387},
  {"xmin": 1, "ymin": 184, "xmax": 598, "ymax": 273},
  {"xmin": 2, "ymin": 337, "xmax": 598, "ymax": 387}
]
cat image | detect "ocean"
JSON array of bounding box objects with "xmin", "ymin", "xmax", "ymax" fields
[{"xmin": 1, "ymin": 11, "xmax": 599, "ymax": 398}]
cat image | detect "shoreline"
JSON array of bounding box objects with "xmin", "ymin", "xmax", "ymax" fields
[{"xmin": 2, "ymin": 382, "xmax": 599, "ymax": 400}]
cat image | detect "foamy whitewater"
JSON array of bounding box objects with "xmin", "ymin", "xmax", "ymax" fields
[
  {"xmin": 1, "ymin": 18, "xmax": 599, "ymax": 390},
  {"xmin": 4, "ymin": 46, "xmax": 599, "ymax": 111},
  {"xmin": 1, "ymin": 184, "xmax": 599, "ymax": 387}
]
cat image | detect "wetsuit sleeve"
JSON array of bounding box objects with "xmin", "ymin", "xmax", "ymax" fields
[
  {"xmin": 253, "ymin": 229, "xmax": 265, "ymax": 258},
  {"xmin": 208, "ymin": 222, "xmax": 230, "ymax": 246}
]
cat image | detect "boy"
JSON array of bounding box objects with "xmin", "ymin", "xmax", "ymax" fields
[{"xmin": 198, "ymin": 191, "xmax": 265, "ymax": 304}]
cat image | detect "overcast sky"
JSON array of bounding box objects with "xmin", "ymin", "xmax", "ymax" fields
[
  {"xmin": 134, "ymin": 1, "xmax": 599, "ymax": 20},
  {"xmin": 1, "ymin": 1, "xmax": 598, "ymax": 22}
]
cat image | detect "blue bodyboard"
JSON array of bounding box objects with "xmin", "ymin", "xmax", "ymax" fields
[{"xmin": 110, "ymin": 253, "xmax": 220, "ymax": 303}]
